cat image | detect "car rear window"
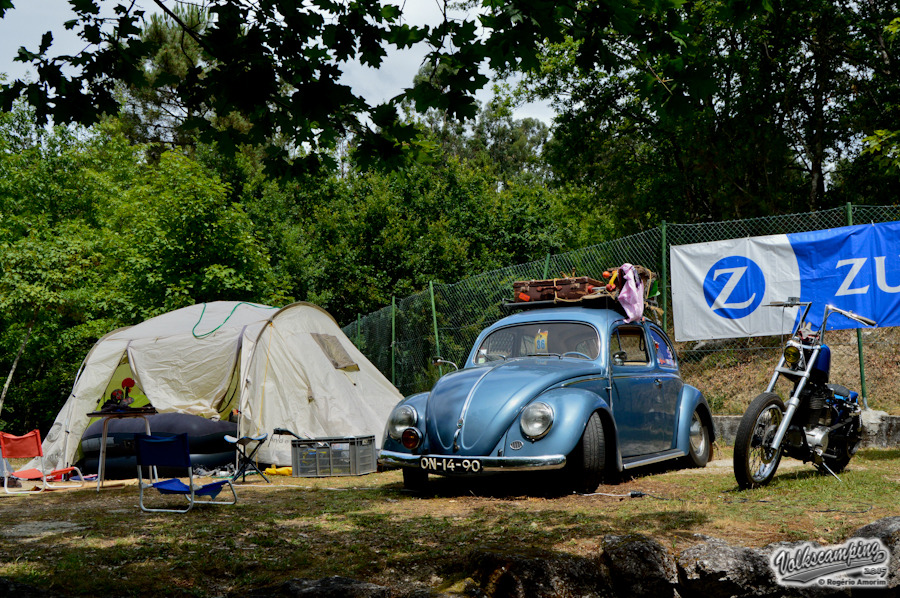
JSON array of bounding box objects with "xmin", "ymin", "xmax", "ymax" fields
[
  {"xmin": 474, "ymin": 322, "xmax": 600, "ymax": 363},
  {"xmin": 609, "ymin": 325, "xmax": 650, "ymax": 365}
]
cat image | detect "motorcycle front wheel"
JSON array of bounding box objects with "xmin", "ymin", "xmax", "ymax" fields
[{"xmin": 734, "ymin": 392, "xmax": 785, "ymax": 489}]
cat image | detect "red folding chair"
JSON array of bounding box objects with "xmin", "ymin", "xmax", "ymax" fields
[{"xmin": 0, "ymin": 429, "xmax": 85, "ymax": 494}]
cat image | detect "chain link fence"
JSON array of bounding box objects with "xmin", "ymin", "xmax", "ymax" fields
[{"xmin": 343, "ymin": 204, "xmax": 900, "ymax": 414}]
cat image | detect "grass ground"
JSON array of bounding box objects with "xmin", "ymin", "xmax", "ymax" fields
[{"xmin": 2, "ymin": 446, "xmax": 899, "ymax": 597}]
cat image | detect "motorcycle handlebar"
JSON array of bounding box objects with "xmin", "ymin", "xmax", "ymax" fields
[
  {"xmin": 767, "ymin": 300, "xmax": 877, "ymax": 328},
  {"xmin": 854, "ymin": 314, "xmax": 877, "ymax": 327},
  {"xmin": 826, "ymin": 305, "xmax": 877, "ymax": 328},
  {"xmin": 766, "ymin": 300, "xmax": 809, "ymax": 308}
]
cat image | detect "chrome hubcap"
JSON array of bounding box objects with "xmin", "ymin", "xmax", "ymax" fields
[{"xmin": 689, "ymin": 412, "xmax": 706, "ymax": 454}]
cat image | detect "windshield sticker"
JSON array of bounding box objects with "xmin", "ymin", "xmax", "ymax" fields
[
  {"xmin": 654, "ymin": 340, "xmax": 674, "ymax": 367},
  {"xmin": 535, "ymin": 329, "xmax": 548, "ymax": 353}
]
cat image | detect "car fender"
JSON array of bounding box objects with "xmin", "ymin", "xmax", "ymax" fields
[
  {"xmin": 674, "ymin": 385, "xmax": 715, "ymax": 454},
  {"xmin": 497, "ymin": 387, "xmax": 619, "ymax": 465},
  {"xmin": 380, "ymin": 392, "xmax": 429, "ymax": 454}
]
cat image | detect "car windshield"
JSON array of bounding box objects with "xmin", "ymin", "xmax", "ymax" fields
[{"xmin": 473, "ymin": 322, "xmax": 600, "ymax": 363}]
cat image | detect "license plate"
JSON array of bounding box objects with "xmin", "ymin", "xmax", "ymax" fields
[{"xmin": 419, "ymin": 456, "xmax": 482, "ymax": 473}]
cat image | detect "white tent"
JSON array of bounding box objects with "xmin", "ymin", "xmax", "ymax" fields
[{"xmin": 38, "ymin": 301, "xmax": 402, "ymax": 469}]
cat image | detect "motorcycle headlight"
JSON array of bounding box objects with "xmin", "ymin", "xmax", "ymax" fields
[
  {"xmin": 783, "ymin": 341, "xmax": 803, "ymax": 369},
  {"xmin": 520, "ymin": 402, "xmax": 554, "ymax": 440},
  {"xmin": 388, "ymin": 404, "xmax": 418, "ymax": 440}
]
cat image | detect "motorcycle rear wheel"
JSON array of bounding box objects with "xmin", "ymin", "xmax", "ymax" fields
[
  {"xmin": 734, "ymin": 393, "xmax": 785, "ymax": 489},
  {"xmin": 820, "ymin": 415, "xmax": 862, "ymax": 475}
]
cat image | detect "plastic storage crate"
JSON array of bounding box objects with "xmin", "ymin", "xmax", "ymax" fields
[{"xmin": 290, "ymin": 435, "xmax": 376, "ymax": 477}]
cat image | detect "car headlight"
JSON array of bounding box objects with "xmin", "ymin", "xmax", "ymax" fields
[
  {"xmin": 783, "ymin": 341, "xmax": 803, "ymax": 369},
  {"xmin": 388, "ymin": 404, "xmax": 418, "ymax": 440},
  {"xmin": 520, "ymin": 402, "xmax": 553, "ymax": 440}
]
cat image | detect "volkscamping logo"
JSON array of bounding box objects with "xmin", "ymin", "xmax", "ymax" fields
[
  {"xmin": 702, "ymin": 256, "xmax": 766, "ymax": 320},
  {"xmin": 770, "ymin": 538, "xmax": 890, "ymax": 588}
]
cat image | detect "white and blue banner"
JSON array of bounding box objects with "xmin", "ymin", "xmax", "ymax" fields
[{"xmin": 671, "ymin": 222, "xmax": 900, "ymax": 341}]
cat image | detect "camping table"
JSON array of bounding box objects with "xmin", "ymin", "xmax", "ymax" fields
[{"xmin": 87, "ymin": 407, "xmax": 158, "ymax": 491}]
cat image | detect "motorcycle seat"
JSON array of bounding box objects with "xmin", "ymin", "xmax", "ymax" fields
[{"xmin": 827, "ymin": 383, "xmax": 852, "ymax": 399}]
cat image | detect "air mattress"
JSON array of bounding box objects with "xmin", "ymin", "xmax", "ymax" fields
[{"xmin": 77, "ymin": 412, "xmax": 237, "ymax": 479}]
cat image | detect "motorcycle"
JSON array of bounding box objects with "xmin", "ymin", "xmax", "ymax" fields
[{"xmin": 733, "ymin": 299, "xmax": 876, "ymax": 489}]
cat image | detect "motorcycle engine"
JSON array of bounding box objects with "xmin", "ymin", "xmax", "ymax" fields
[
  {"xmin": 804, "ymin": 426, "xmax": 830, "ymax": 454},
  {"xmin": 799, "ymin": 386, "xmax": 832, "ymax": 460},
  {"xmin": 797, "ymin": 386, "xmax": 829, "ymax": 427}
]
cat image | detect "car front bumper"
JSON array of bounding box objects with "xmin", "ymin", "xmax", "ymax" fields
[{"xmin": 379, "ymin": 450, "xmax": 567, "ymax": 473}]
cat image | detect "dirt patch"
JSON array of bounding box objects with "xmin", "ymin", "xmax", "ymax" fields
[
  {"xmin": 667, "ymin": 457, "xmax": 804, "ymax": 475},
  {"xmin": 2, "ymin": 521, "xmax": 85, "ymax": 541}
]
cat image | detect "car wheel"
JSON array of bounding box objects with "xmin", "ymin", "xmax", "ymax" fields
[
  {"xmin": 567, "ymin": 411, "xmax": 605, "ymax": 494},
  {"xmin": 684, "ymin": 408, "xmax": 711, "ymax": 468},
  {"xmin": 402, "ymin": 466, "xmax": 428, "ymax": 492}
]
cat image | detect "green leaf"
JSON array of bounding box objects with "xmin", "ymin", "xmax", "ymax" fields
[{"xmin": 69, "ymin": 0, "xmax": 100, "ymax": 15}]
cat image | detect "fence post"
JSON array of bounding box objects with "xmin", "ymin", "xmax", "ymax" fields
[
  {"xmin": 660, "ymin": 220, "xmax": 668, "ymax": 330},
  {"xmin": 846, "ymin": 202, "xmax": 869, "ymax": 408},
  {"xmin": 542, "ymin": 253, "xmax": 551, "ymax": 279},
  {"xmin": 429, "ymin": 281, "xmax": 442, "ymax": 375},
  {"xmin": 391, "ymin": 296, "xmax": 397, "ymax": 386}
]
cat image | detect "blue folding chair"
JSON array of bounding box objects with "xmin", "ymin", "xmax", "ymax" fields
[{"xmin": 135, "ymin": 434, "xmax": 237, "ymax": 513}]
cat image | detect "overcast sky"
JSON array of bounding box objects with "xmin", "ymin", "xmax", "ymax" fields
[{"xmin": 0, "ymin": 0, "xmax": 553, "ymax": 122}]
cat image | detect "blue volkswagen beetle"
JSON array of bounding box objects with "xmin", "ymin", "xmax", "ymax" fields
[{"xmin": 379, "ymin": 305, "xmax": 714, "ymax": 493}]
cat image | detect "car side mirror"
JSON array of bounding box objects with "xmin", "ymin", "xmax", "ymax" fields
[
  {"xmin": 612, "ymin": 351, "xmax": 626, "ymax": 366},
  {"xmin": 432, "ymin": 356, "xmax": 459, "ymax": 371}
]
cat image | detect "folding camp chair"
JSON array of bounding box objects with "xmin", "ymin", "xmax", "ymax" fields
[
  {"xmin": 0, "ymin": 429, "xmax": 85, "ymax": 494},
  {"xmin": 224, "ymin": 432, "xmax": 271, "ymax": 483},
  {"xmin": 135, "ymin": 434, "xmax": 237, "ymax": 513}
]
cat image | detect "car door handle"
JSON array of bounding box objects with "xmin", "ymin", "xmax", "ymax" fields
[{"xmin": 654, "ymin": 379, "xmax": 663, "ymax": 388}]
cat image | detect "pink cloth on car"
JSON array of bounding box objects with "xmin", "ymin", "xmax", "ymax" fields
[{"xmin": 617, "ymin": 263, "xmax": 644, "ymax": 323}]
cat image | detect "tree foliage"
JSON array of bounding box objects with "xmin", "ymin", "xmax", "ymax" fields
[
  {"xmin": 861, "ymin": 16, "xmax": 900, "ymax": 173},
  {"xmin": 405, "ymin": 84, "xmax": 551, "ymax": 188},
  {"xmin": 236, "ymin": 146, "xmax": 573, "ymax": 324},
  {"xmin": 0, "ymin": 104, "xmax": 282, "ymax": 430},
  {"xmin": 525, "ymin": 0, "xmax": 900, "ymax": 230},
  {"xmin": 116, "ymin": 4, "xmax": 210, "ymax": 157},
  {"xmin": 0, "ymin": 95, "xmax": 575, "ymax": 431},
  {"xmin": 0, "ymin": 0, "xmax": 684, "ymax": 174}
]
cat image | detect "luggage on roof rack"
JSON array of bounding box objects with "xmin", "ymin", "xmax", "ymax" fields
[
  {"xmin": 507, "ymin": 265, "xmax": 661, "ymax": 323},
  {"xmin": 513, "ymin": 276, "xmax": 604, "ymax": 304}
]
